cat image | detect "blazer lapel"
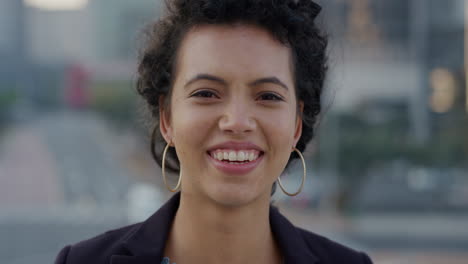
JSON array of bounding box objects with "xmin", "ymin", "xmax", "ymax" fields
[
  {"xmin": 111, "ymin": 192, "xmax": 181, "ymax": 264},
  {"xmin": 270, "ymin": 206, "xmax": 319, "ymax": 264}
]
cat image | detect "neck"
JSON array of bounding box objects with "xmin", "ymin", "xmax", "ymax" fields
[{"xmin": 164, "ymin": 191, "xmax": 282, "ymax": 264}]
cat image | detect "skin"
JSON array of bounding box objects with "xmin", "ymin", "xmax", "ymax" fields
[{"xmin": 159, "ymin": 23, "xmax": 303, "ymax": 264}]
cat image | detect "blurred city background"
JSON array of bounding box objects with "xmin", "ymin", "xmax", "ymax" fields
[{"xmin": 0, "ymin": 0, "xmax": 467, "ymax": 263}]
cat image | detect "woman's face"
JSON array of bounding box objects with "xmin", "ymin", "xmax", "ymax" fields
[{"xmin": 160, "ymin": 24, "xmax": 302, "ymax": 207}]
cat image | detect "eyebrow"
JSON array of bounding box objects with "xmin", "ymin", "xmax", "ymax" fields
[
  {"xmin": 248, "ymin": 77, "xmax": 289, "ymax": 91},
  {"xmin": 184, "ymin": 74, "xmax": 227, "ymax": 88},
  {"xmin": 184, "ymin": 73, "xmax": 288, "ymax": 90}
]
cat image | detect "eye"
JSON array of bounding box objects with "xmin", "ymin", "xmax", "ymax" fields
[
  {"xmin": 190, "ymin": 90, "xmax": 219, "ymax": 98},
  {"xmin": 258, "ymin": 92, "xmax": 284, "ymax": 101}
]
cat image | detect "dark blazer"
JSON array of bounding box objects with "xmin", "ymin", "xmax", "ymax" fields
[{"xmin": 55, "ymin": 192, "xmax": 373, "ymax": 264}]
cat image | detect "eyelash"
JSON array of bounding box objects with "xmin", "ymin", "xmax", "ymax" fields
[
  {"xmin": 190, "ymin": 90, "xmax": 283, "ymax": 101},
  {"xmin": 258, "ymin": 93, "xmax": 283, "ymax": 101},
  {"xmin": 191, "ymin": 90, "xmax": 218, "ymax": 98}
]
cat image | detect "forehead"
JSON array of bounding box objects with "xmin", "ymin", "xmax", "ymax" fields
[{"xmin": 175, "ymin": 24, "xmax": 293, "ymax": 82}]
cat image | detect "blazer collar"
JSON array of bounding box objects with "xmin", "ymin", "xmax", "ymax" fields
[
  {"xmin": 111, "ymin": 192, "xmax": 180, "ymax": 264},
  {"xmin": 111, "ymin": 192, "xmax": 318, "ymax": 264},
  {"xmin": 270, "ymin": 205, "xmax": 319, "ymax": 264}
]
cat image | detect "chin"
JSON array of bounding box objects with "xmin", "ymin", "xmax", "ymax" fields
[{"xmin": 205, "ymin": 183, "xmax": 268, "ymax": 208}]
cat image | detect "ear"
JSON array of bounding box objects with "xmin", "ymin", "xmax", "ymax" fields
[
  {"xmin": 159, "ymin": 95, "xmax": 173, "ymax": 145},
  {"xmin": 293, "ymin": 101, "xmax": 304, "ymax": 149}
]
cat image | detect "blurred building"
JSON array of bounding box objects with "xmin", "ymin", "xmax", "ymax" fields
[
  {"xmin": 24, "ymin": 0, "xmax": 162, "ymax": 79},
  {"xmin": 92, "ymin": 0, "xmax": 163, "ymax": 62},
  {"xmin": 0, "ymin": 0, "xmax": 165, "ymax": 109},
  {"xmin": 321, "ymin": 0, "xmax": 464, "ymax": 105},
  {"xmin": 319, "ymin": 0, "xmax": 465, "ymax": 143},
  {"xmin": 0, "ymin": 0, "xmax": 26, "ymax": 87},
  {"xmin": 26, "ymin": 5, "xmax": 95, "ymax": 64},
  {"xmin": 0, "ymin": 0, "xmax": 25, "ymax": 60}
]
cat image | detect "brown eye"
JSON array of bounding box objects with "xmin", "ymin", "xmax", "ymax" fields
[
  {"xmin": 191, "ymin": 90, "xmax": 219, "ymax": 98},
  {"xmin": 258, "ymin": 92, "xmax": 283, "ymax": 101}
]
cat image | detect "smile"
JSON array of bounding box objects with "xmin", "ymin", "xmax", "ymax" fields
[
  {"xmin": 207, "ymin": 149, "xmax": 264, "ymax": 174},
  {"xmin": 209, "ymin": 149, "xmax": 261, "ymax": 163}
]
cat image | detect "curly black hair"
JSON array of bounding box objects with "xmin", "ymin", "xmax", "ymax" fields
[{"xmin": 136, "ymin": 0, "xmax": 328, "ymax": 174}]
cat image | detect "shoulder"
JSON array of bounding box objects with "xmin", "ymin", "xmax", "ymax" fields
[
  {"xmin": 296, "ymin": 227, "xmax": 373, "ymax": 264},
  {"xmin": 54, "ymin": 223, "xmax": 141, "ymax": 264},
  {"xmin": 269, "ymin": 205, "xmax": 373, "ymax": 264},
  {"xmin": 54, "ymin": 193, "xmax": 181, "ymax": 264}
]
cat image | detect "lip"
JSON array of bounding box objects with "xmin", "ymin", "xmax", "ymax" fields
[
  {"xmin": 207, "ymin": 141, "xmax": 264, "ymax": 152},
  {"xmin": 207, "ymin": 151, "xmax": 264, "ymax": 175},
  {"xmin": 206, "ymin": 141, "xmax": 265, "ymax": 175}
]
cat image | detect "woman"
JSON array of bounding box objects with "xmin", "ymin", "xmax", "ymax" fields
[{"xmin": 55, "ymin": 0, "xmax": 373, "ymax": 263}]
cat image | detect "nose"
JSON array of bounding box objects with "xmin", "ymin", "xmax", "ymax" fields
[{"xmin": 218, "ymin": 99, "xmax": 256, "ymax": 135}]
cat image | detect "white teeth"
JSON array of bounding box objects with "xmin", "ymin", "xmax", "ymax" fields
[
  {"xmin": 210, "ymin": 149, "xmax": 260, "ymax": 162},
  {"xmin": 238, "ymin": 151, "xmax": 245, "ymax": 161},
  {"xmin": 228, "ymin": 151, "xmax": 236, "ymax": 161}
]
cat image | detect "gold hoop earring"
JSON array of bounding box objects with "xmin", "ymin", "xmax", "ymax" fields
[
  {"xmin": 162, "ymin": 143, "xmax": 182, "ymax": 192},
  {"xmin": 277, "ymin": 147, "xmax": 306, "ymax": 196}
]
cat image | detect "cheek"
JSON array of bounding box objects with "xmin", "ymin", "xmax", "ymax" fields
[
  {"xmin": 261, "ymin": 109, "xmax": 297, "ymax": 144},
  {"xmin": 171, "ymin": 104, "xmax": 215, "ymax": 151},
  {"xmin": 257, "ymin": 111, "xmax": 297, "ymax": 176}
]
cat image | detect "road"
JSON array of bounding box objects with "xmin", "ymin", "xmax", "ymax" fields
[{"xmin": 0, "ymin": 111, "xmax": 135, "ymax": 264}]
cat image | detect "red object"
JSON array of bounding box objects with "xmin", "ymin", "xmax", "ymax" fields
[{"xmin": 64, "ymin": 64, "xmax": 89, "ymax": 108}]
